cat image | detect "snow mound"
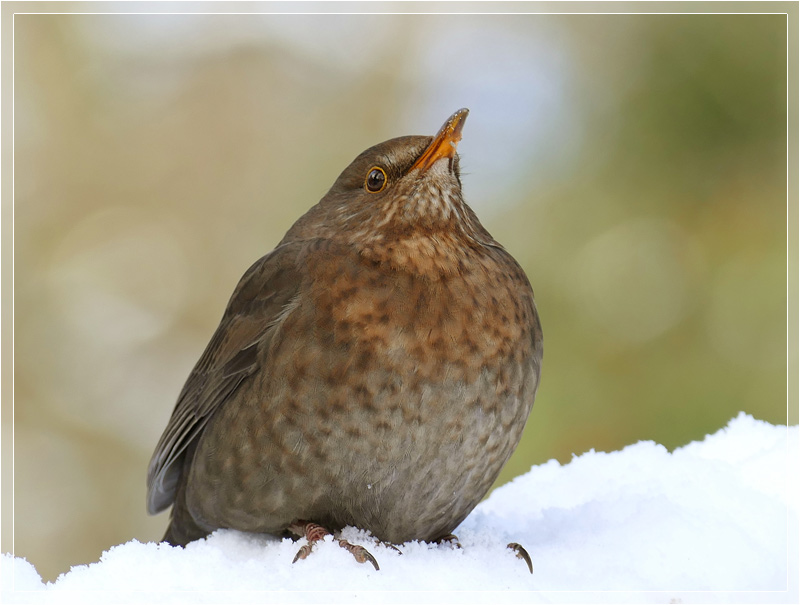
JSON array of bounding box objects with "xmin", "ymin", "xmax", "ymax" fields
[{"xmin": 3, "ymin": 413, "xmax": 797, "ymax": 603}]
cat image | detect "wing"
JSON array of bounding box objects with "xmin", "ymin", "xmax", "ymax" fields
[{"xmin": 146, "ymin": 241, "xmax": 305, "ymax": 515}]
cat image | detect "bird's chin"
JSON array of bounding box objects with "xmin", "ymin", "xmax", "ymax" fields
[{"xmin": 415, "ymin": 154, "xmax": 457, "ymax": 179}]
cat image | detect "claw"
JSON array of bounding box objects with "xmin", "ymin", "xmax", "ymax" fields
[
  {"xmin": 376, "ymin": 540, "xmax": 403, "ymax": 555},
  {"xmin": 292, "ymin": 543, "xmax": 313, "ymax": 563},
  {"xmin": 436, "ymin": 533, "xmax": 463, "ymax": 549},
  {"xmin": 508, "ymin": 542, "xmax": 533, "ymax": 574},
  {"xmin": 340, "ymin": 539, "xmax": 380, "ymax": 571},
  {"xmin": 358, "ymin": 532, "xmax": 402, "ymax": 555},
  {"xmin": 287, "ymin": 520, "xmax": 381, "ymax": 570}
]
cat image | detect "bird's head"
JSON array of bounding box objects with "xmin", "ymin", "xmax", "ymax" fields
[
  {"xmin": 283, "ymin": 109, "xmax": 495, "ymax": 276},
  {"xmin": 322, "ymin": 108, "xmax": 472, "ymax": 235}
]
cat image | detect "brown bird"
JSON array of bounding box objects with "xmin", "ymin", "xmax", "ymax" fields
[{"xmin": 146, "ymin": 109, "xmax": 543, "ymax": 571}]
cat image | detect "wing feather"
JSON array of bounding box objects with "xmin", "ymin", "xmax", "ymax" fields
[{"xmin": 146, "ymin": 242, "xmax": 305, "ymax": 515}]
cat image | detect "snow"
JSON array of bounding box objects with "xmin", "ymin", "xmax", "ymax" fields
[{"xmin": 3, "ymin": 413, "xmax": 798, "ymax": 604}]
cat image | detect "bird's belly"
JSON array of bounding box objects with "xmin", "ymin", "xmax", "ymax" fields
[
  {"xmin": 321, "ymin": 380, "xmax": 530, "ymax": 543},
  {"xmin": 186, "ymin": 339, "xmax": 533, "ymax": 543},
  {"xmin": 185, "ymin": 271, "xmax": 537, "ymax": 543}
]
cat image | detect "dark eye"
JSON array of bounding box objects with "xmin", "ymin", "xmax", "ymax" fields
[{"xmin": 365, "ymin": 167, "xmax": 387, "ymax": 193}]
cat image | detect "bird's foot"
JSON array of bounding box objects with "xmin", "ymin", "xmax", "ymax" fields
[
  {"xmin": 435, "ymin": 534, "xmax": 530, "ymax": 573},
  {"xmin": 435, "ymin": 533, "xmax": 463, "ymax": 549},
  {"xmin": 337, "ymin": 538, "xmax": 380, "ymax": 569},
  {"xmin": 370, "ymin": 537, "xmax": 403, "ymax": 555},
  {"xmin": 287, "ymin": 520, "xmax": 380, "ymax": 571},
  {"xmin": 508, "ymin": 542, "xmax": 533, "ymax": 574}
]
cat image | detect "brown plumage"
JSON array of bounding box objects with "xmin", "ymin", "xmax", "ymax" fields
[{"xmin": 146, "ymin": 109, "xmax": 543, "ymax": 569}]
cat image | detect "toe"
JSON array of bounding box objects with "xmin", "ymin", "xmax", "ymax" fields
[
  {"xmin": 338, "ymin": 539, "xmax": 380, "ymax": 571},
  {"xmin": 292, "ymin": 543, "xmax": 314, "ymax": 564},
  {"xmin": 507, "ymin": 542, "xmax": 533, "ymax": 574},
  {"xmin": 436, "ymin": 533, "xmax": 463, "ymax": 549}
]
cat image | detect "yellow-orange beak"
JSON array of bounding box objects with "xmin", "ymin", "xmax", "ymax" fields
[{"xmin": 409, "ymin": 108, "xmax": 469, "ymax": 173}]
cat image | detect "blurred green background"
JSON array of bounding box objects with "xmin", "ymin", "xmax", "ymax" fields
[{"xmin": 5, "ymin": 10, "xmax": 791, "ymax": 581}]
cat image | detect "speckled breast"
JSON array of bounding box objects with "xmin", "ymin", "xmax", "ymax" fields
[{"xmin": 186, "ymin": 243, "xmax": 541, "ymax": 544}]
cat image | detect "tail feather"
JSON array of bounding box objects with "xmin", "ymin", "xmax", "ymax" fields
[{"xmin": 160, "ymin": 466, "xmax": 211, "ymax": 546}]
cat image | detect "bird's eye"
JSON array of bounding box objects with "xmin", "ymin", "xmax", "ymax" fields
[{"xmin": 365, "ymin": 167, "xmax": 387, "ymax": 193}]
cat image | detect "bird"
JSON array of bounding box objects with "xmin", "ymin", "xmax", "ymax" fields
[{"xmin": 146, "ymin": 108, "xmax": 543, "ymax": 572}]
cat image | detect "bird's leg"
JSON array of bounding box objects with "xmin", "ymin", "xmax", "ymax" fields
[
  {"xmin": 508, "ymin": 542, "xmax": 533, "ymax": 574},
  {"xmin": 435, "ymin": 533, "xmax": 463, "ymax": 549},
  {"xmin": 287, "ymin": 520, "xmax": 380, "ymax": 571},
  {"xmin": 287, "ymin": 520, "xmax": 328, "ymax": 563}
]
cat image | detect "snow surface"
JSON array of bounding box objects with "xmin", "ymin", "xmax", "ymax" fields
[{"xmin": 3, "ymin": 413, "xmax": 798, "ymax": 604}]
